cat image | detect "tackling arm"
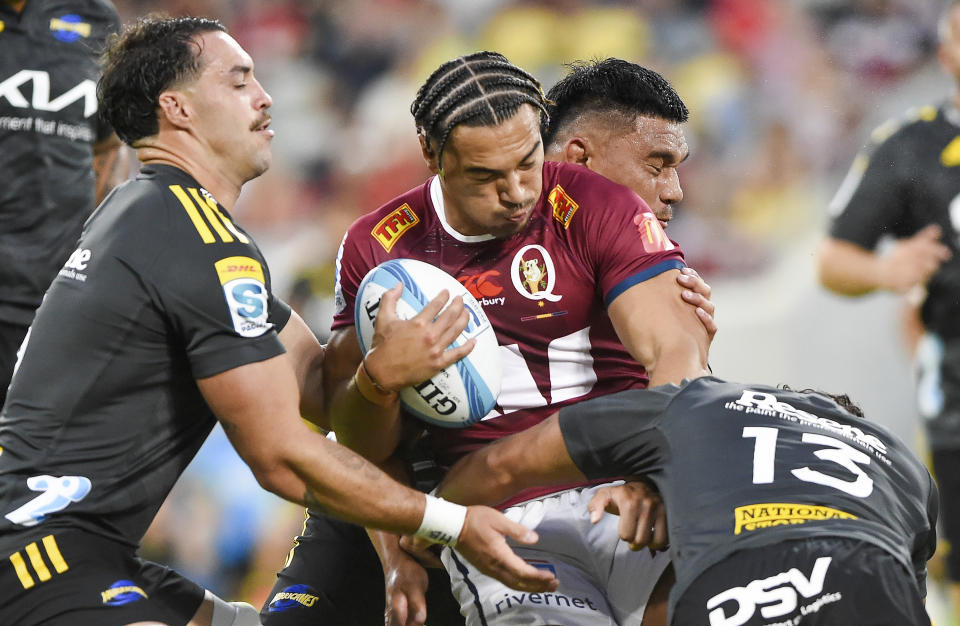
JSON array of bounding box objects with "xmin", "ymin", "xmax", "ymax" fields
[
  {"xmin": 435, "ymin": 414, "xmax": 583, "ymax": 506},
  {"xmin": 607, "ymin": 268, "xmax": 710, "ymax": 387}
]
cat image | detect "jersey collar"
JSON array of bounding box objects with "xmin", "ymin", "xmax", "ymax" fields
[{"xmin": 429, "ymin": 175, "xmax": 495, "ymax": 243}]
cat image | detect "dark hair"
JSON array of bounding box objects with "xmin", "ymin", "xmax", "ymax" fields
[
  {"xmin": 98, "ymin": 15, "xmax": 226, "ymax": 144},
  {"xmin": 543, "ymin": 58, "xmax": 688, "ymax": 146},
  {"xmin": 410, "ymin": 51, "xmax": 549, "ymax": 167},
  {"xmin": 780, "ymin": 385, "xmax": 865, "ymax": 418}
]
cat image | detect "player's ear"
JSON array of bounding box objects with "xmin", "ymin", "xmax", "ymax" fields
[
  {"xmin": 156, "ymin": 90, "xmax": 191, "ymax": 131},
  {"xmin": 419, "ymin": 133, "xmax": 441, "ymax": 174},
  {"xmin": 563, "ymin": 137, "xmax": 589, "ymax": 166}
]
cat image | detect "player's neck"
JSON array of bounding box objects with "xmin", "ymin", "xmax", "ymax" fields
[{"xmin": 136, "ymin": 144, "xmax": 242, "ymax": 211}]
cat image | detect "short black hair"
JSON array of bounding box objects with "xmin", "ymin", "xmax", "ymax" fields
[
  {"xmin": 543, "ymin": 58, "xmax": 688, "ymax": 146},
  {"xmin": 98, "ymin": 15, "xmax": 226, "ymax": 145},
  {"xmin": 781, "ymin": 385, "xmax": 865, "ymax": 418},
  {"xmin": 411, "ymin": 51, "xmax": 549, "ymax": 167}
]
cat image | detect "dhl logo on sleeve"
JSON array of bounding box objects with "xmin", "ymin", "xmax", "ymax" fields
[
  {"xmin": 371, "ymin": 204, "xmax": 419, "ymax": 251},
  {"xmin": 734, "ymin": 503, "xmax": 857, "ymax": 535},
  {"xmin": 214, "ymin": 257, "xmax": 265, "ymax": 285},
  {"xmin": 548, "ymin": 185, "xmax": 579, "ymax": 229},
  {"xmin": 633, "ymin": 211, "xmax": 674, "ymax": 253}
]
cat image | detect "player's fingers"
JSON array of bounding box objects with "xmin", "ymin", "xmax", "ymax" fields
[
  {"xmin": 376, "ymin": 284, "xmax": 403, "ymax": 325},
  {"xmin": 434, "ymin": 298, "xmax": 470, "ymax": 346},
  {"xmin": 678, "ymin": 267, "xmax": 711, "ymax": 299},
  {"xmin": 415, "ymin": 289, "xmax": 451, "ymax": 322},
  {"xmin": 651, "ymin": 514, "xmax": 669, "ymax": 551},
  {"xmin": 492, "ymin": 550, "xmax": 558, "ymax": 592},
  {"xmin": 588, "ymin": 489, "xmax": 614, "ymax": 524},
  {"xmin": 385, "ymin": 594, "xmax": 407, "ymax": 626}
]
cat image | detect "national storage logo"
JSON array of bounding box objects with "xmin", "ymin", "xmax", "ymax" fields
[{"xmin": 734, "ymin": 503, "xmax": 857, "ymax": 534}]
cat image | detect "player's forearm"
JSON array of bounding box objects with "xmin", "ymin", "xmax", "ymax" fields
[
  {"xmin": 328, "ymin": 370, "xmax": 405, "ymax": 463},
  {"xmin": 816, "ymin": 238, "xmax": 883, "ymax": 296},
  {"xmin": 271, "ymin": 431, "xmax": 426, "ymax": 535}
]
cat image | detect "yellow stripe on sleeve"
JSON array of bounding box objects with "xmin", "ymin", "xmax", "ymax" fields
[
  {"xmin": 42, "ymin": 535, "xmax": 68, "ymax": 574},
  {"xmin": 9, "ymin": 552, "xmax": 35, "ymax": 589},
  {"xmin": 199, "ymin": 194, "xmax": 250, "ymax": 244},
  {"xmin": 24, "ymin": 542, "xmax": 51, "ymax": 582},
  {"xmin": 170, "ymin": 185, "xmax": 216, "ymax": 243},
  {"xmin": 189, "ymin": 188, "xmax": 234, "ymax": 243}
]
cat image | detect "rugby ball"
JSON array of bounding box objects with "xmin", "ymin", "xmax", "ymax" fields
[{"xmin": 354, "ymin": 259, "xmax": 501, "ymax": 428}]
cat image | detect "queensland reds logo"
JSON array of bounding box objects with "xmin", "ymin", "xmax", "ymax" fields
[{"xmin": 510, "ymin": 244, "xmax": 562, "ymax": 302}]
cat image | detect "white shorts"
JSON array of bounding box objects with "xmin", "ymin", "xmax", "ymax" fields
[{"xmin": 442, "ymin": 482, "xmax": 670, "ymax": 626}]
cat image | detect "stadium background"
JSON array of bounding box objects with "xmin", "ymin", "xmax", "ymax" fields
[{"xmin": 106, "ymin": 0, "xmax": 952, "ymax": 620}]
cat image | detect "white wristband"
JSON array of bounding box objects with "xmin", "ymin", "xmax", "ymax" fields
[{"xmin": 415, "ymin": 494, "xmax": 467, "ymax": 548}]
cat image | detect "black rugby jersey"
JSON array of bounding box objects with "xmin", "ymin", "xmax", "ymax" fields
[
  {"xmin": 0, "ymin": 164, "xmax": 290, "ymax": 548},
  {"xmin": 829, "ymin": 102, "xmax": 960, "ymax": 340},
  {"xmin": 560, "ymin": 377, "xmax": 938, "ymax": 616},
  {"xmin": 0, "ymin": 0, "xmax": 120, "ymax": 326}
]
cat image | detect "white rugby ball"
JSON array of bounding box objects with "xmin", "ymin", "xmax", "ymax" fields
[{"xmin": 354, "ymin": 259, "xmax": 501, "ymax": 428}]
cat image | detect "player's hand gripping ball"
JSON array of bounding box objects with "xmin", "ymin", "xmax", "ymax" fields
[{"xmin": 354, "ymin": 259, "xmax": 501, "ymax": 427}]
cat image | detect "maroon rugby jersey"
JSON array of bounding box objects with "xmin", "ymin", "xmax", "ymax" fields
[{"xmin": 333, "ymin": 161, "xmax": 685, "ymax": 503}]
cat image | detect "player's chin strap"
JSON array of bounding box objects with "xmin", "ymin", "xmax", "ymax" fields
[{"xmin": 206, "ymin": 590, "xmax": 262, "ymax": 626}]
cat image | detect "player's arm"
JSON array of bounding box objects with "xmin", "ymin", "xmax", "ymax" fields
[
  {"xmin": 327, "ymin": 285, "xmax": 473, "ymax": 462},
  {"xmin": 608, "ymin": 268, "xmax": 710, "ymax": 387},
  {"xmin": 92, "ymin": 134, "xmax": 130, "ymax": 205},
  {"xmin": 436, "ymin": 413, "xmax": 581, "ymax": 506},
  {"xmin": 277, "ymin": 309, "xmax": 326, "ymax": 424},
  {"xmin": 197, "ymin": 353, "xmax": 558, "ymax": 593},
  {"xmin": 816, "ymin": 228, "xmax": 951, "ymax": 296}
]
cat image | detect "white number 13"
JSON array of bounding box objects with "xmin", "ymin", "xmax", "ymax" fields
[{"xmin": 742, "ymin": 427, "xmax": 873, "ymax": 498}]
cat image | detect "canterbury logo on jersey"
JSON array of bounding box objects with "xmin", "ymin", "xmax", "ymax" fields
[
  {"xmin": 169, "ymin": 185, "xmax": 249, "ymax": 244},
  {"xmin": 371, "ymin": 204, "xmax": 419, "ymax": 251},
  {"xmin": 548, "ymin": 185, "xmax": 579, "ymax": 229},
  {"xmin": 734, "ymin": 503, "xmax": 857, "ymax": 534},
  {"xmin": 8, "ymin": 534, "xmax": 70, "ymax": 589},
  {"xmin": 0, "ymin": 70, "xmax": 97, "ymax": 117}
]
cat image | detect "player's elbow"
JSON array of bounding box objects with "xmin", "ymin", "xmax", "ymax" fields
[
  {"xmin": 242, "ymin": 446, "xmax": 302, "ymax": 502},
  {"xmin": 484, "ymin": 441, "xmax": 535, "ymax": 502}
]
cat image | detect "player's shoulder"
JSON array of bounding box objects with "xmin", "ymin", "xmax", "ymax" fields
[
  {"xmin": 867, "ymin": 103, "xmax": 946, "ymax": 147},
  {"xmin": 96, "ymin": 164, "xmax": 235, "ymax": 246},
  {"xmin": 344, "ymin": 178, "xmax": 433, "ymax": 251},
  {"xmin": 37, "ymin": 0, "xmax": 121, "ymax": 39},
  {"xmin": 540, "ymin": 161, "xmax": 645, "ymax": 230}
]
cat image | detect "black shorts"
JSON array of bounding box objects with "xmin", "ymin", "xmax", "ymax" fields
[
  {"xmin": 0, "ymin": 527, "xmax": 205, "ymax": 626},
  {"xmin": 261, "ymin": 511, "xmax": 464, "ymax": 625},
  {"xmin": 673, "ymin": 537, "xmax": 929, "ymax": 626}
]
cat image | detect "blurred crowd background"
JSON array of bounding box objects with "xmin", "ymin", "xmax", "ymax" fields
[{"xmin": 110, "ymin": 0, "xmax": 952, "ymax": 616}]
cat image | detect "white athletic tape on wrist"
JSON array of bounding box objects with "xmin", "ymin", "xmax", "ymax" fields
[{"xmin": 415, "ymin": 494, "xmax": 467, "ymax": 548}]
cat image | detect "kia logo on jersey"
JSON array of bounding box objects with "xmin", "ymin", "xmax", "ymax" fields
[{"xmin": 0, "ymin": 70, "xmax": 97, "ymax": 117}]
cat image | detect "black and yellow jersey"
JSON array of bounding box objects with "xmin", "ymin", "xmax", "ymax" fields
[
  {"xmin": 828, "ymin": 101, "xmax": 960, "ymax": 340},
  {"xmin": 560, "ymin": 377, "xmax": 938, "ymax": 616},
  {"xmin": 0, "ymin": 0, "xmax": 120, "ymax": 326},
  {"xmin": 0, "ymin": 164, "xmax": 290, "ymax": 549}
]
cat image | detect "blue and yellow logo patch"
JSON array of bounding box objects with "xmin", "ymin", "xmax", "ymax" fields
[
  {"xmin": 50, "ymin": 15, "xmax": 91, "ymax": 42},
  {"xmin": 101, "ymin": 580, "xmax": 148, "ymax": 606},
  {"xmin": 548, "ymin": 185, "xmax": 579, "ymax": 229},
  {"xmin": 734, "ymin": 503, "xmax": 857, "ymax": 535},
  {"xmin": 371, "ymin": 204, "xmax": 419, "ymax": 252},
  {"xmin": 268, "ymin": 584, "xmax": 320, "ymax": 612}
]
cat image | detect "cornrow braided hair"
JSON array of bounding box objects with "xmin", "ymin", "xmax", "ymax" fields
[{"xmin": 411, "ymin": 51, "xmax": 550, "ymax": 167}]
